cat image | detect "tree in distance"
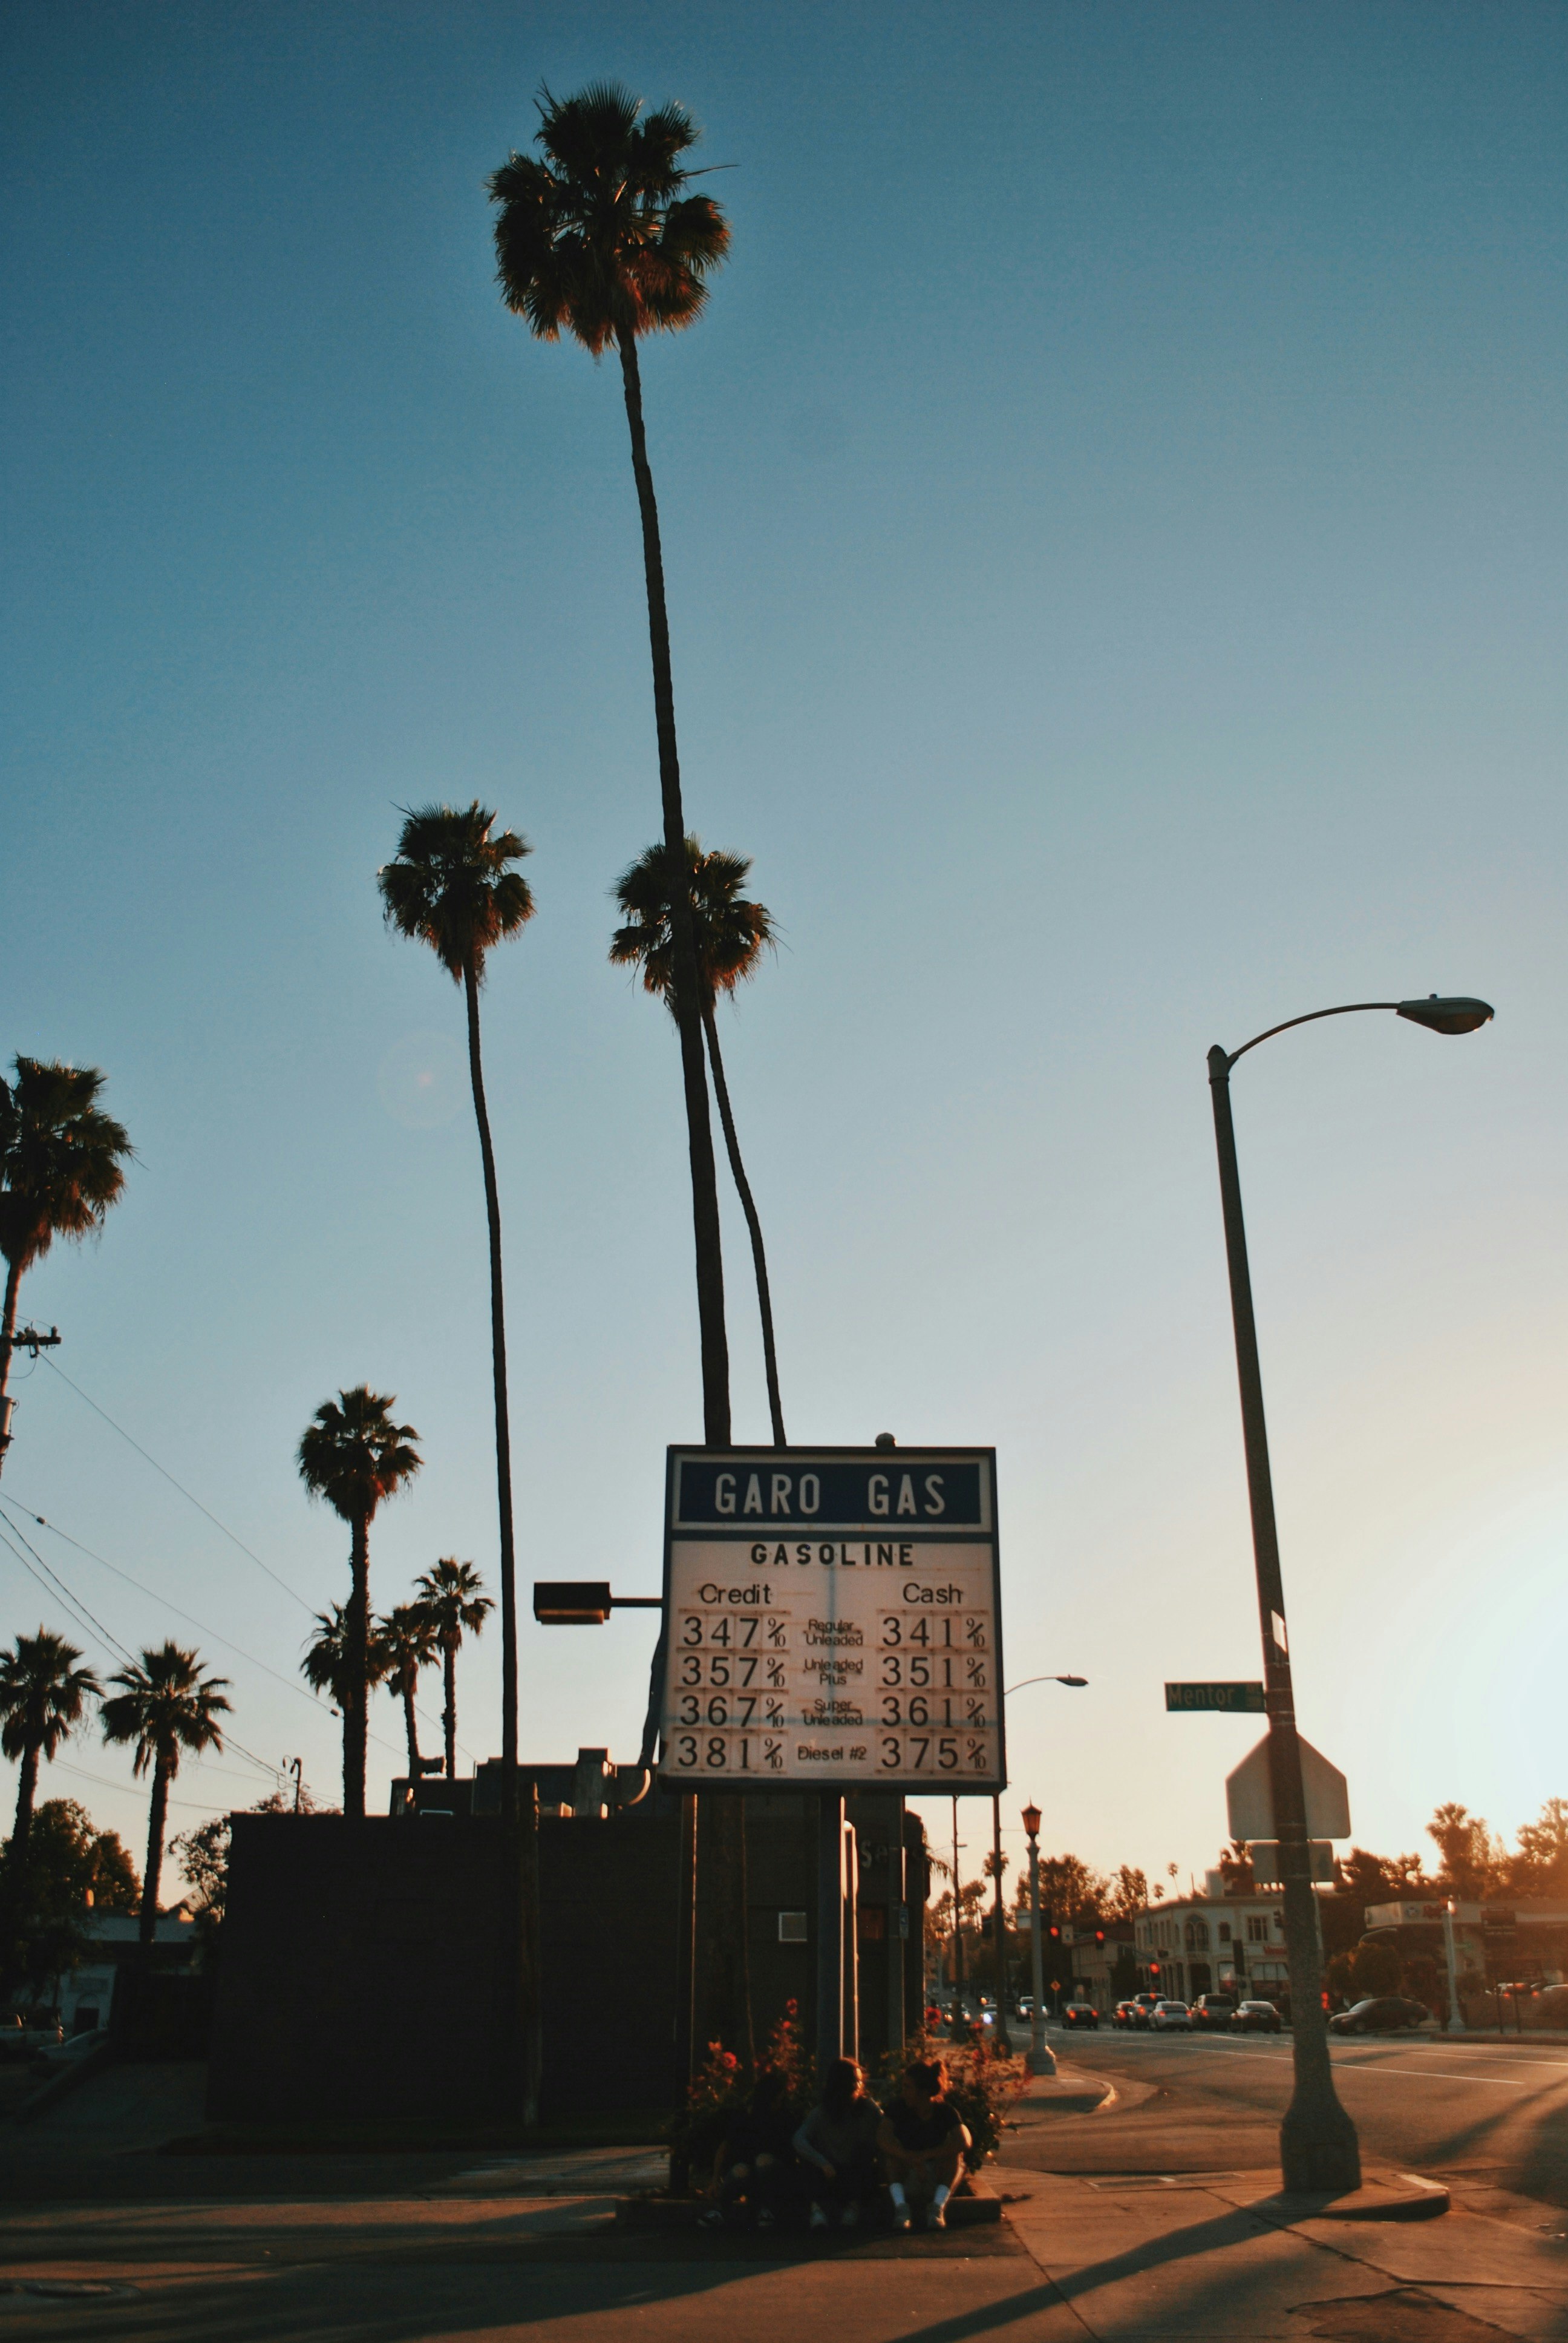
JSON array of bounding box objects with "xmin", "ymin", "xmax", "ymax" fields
[
  {"xmin": 0, "ymin": 1630, "xmax": 100, "ymax": 1855},
  {"xmin": 100, "ymin": 1643, "xmax": 230, "ymax": 1948},
  {"xmin": 379, "ymin": 805, "xmax": 531, "ymax": 1803},
  {"xmin": 1, "ymin": 1797, "xmax": 139, "ymax": 2003},
  {"xmin": 380, "ymin": 1602, "xmax": 441, "ymax": 1781},
  {"xmin": 612, "ymin": 839, "xmax": 786, "ymax": 1446},
  {"xmin": 301, "ymin": 1602, "xmax": 391, "ymax": 1722},
  {"xmin": 491, "ymin": 83, "xmax": 733, "ymax": 1445},
  {"xmin": 413, "ymin": 1558, "xmax": 492, "ymax": 1783},
  {"xmin": 296, "ymin": 1389, "xmax": 421, "ymax": 1817},
  {"xmin": 0, "ymin": 1058, "xmax": 132, "ymax": 1481}
]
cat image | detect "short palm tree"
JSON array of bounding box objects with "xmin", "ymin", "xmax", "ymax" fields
[
  {"xmin": 0, "ymin": 1060, "xmax": 132, "ymax": 1481},
  {"xmin": 296, "ymin": 1388, "xmax": 421, "ymax": 1817},
  {"xmin": 378, "ymin": 804, "xmax": 532, "ymax": 1804},
  {"xmin": 490, "ymin": 83, "xmax": 734, "ymax": 1446},
  {"xmin": 612, "ymin": 838, "xmax": 785, "ymax": 1444},
  {"xmin": 379, "ymin": 1602, "xmax": 441, "ymax": 1780},
  {"xmin": 413, "ymin": 1558, "xmax": 492, "ymax": 1783},
  {"xmin": 100, "ymin": 1643, "xmax": 230, "ymax": 1947},
  {"xmin": 301, "ymin": 1603, "xmax": 390, "ymax": 1731},
  {"xmin": 0, "ymin": 1630, "xmax": 100, "ymax": 1854}
]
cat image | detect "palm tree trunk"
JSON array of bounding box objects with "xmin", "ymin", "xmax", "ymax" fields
[
  {"xmin": 402, "ymin": 1681, "xmax": 421, "ymax": 1778},
  {"xmin": 345, "ymin": 1516, "xmax": 370, "ymax": 1820},
  {"xmin": 10, "ymin": 1737, "xmax": 38, "ymax": 1852},
  {"xmin": 140, "ymin": 1757, "xmax": 169, "ymax": 1949},
  {"xmin": 0, "ymin": 1256, "xmax": 23, "ymax": 1484},
  {"xmin": 442, "ymin": 1643, "xmax": 457, "ymax": 1782},
  {"xmin": 701, "ymin": 1008, "xmax": 786, "ymax": 1449},
  {"xmin": 616, "ymin": 327, "xmax": 731, "ymax": 1449},
  {"xmin": 462, "ymin": 959, "xmax": 520, "ymax": 1812}
]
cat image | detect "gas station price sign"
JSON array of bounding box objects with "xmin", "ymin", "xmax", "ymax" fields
[{"xmin": 655, "ymin": 1448, "xmax": 1005, "ymax": 1793}]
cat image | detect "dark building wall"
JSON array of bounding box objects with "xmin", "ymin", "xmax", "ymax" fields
[
  {"xmin": 208, "ymin": 1811, "xmax": 683, "ymax": 2125},
  {"xmin": 209, "ymin": 1795, "xmax": 930, "ymax": 2125}
]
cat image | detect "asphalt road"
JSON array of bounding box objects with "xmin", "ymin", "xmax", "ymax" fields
[{"xmin": 1016, "ymin": 2027, "xmax": 1568, "ymax": 2210}]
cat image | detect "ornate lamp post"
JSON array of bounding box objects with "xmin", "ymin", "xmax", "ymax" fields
[{"xmin": 1021, "ymin": 1801, "xmax": 1049, "ymax": 2076}]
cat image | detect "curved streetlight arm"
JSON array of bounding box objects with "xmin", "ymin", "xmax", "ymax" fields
[
  {"xmin": 1005, "ymin": 1674, "xmax": 1088, "ymax": 1696},
  {"xmin": 1215, "ymin": 1002, "xmax": 1400, "ymax": 1072},
  {"xmin": 1216, "ymin": 994, "xmax": 1494, "ymax": 1073}
]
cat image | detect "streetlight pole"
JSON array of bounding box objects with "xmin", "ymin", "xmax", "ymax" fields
[
  {"xmin": 1207, "ymin": 993, "xmax": 1491, "ymax": 2194},
  {"xmin": 990, "ymin": 1795, "xmax": 1013, "ymax": 2052}
]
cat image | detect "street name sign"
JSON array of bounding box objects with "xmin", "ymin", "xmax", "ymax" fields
[
  {"xmin": 1225, "ymin": 1732, "xmax": 1351, "ymax": 1843},
  {"xmin": 655, "ymin": 1447, "xmax": 1004, "ymax": 1793},
  {"xmin": 1246, "ymin": 1840, "xmax": 1335, "ymax": 1886},
  {"xmin": 1165, "ymin": 1682, "xmax": 1266, "ymax": 1714}
]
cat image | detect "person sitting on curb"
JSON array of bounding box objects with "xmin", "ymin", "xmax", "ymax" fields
[
  {"xmin": 793, "ymin": 2057, "xmax": 883, "ymax": 2232},
  {"xmin": 877, "ymin": 2057, "xmax": 971, "ymax": 2232},
  {"xmin": 701, "ymin": 2068, "xmax": 797, "ymax": 2230}
]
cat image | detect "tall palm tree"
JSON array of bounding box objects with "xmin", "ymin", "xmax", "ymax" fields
[
  {"xmin": 413, "ymin": 1558, "xmax": 492, "ymax": 1783},
  {"xmin": 378, "ymin": 805, "xmax": 532, "ymax": 1806},
  {"xmin": 0, "ymin": 1630, "xmax": 100, "ymax": 1854},
  {"xmin": 301, "ymin": 1604, "xmax": 390, "ymax": 1789},
  {"xmin": 380, "ymin": 1602, "xmax": 440, "ymax": 1780},
  {"xmin": 100, "ymin": 1643, "xmax": 230, "ymax": 1948},
  {"xmin": 296, "ymin": 1388, "xmax": 421, "ymax": 1817},
  {"xmin": 490, "ymin": 83, "xmax": 734, "ymax": 1446},
  {"xmin": 0, "ymin": 1060, "xmax": 132, "ymax": 1481},
  {"xmin": 612, "ymin": 837, "xmax": 785, "ymax": 1445}
]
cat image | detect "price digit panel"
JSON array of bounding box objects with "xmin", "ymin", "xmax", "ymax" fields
[{"xmin": 655, "ymin": 1449, "xmax": 1004, "ymax": 1793}]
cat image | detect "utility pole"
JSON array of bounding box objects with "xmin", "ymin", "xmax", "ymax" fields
[
  {"xmin": 0, "ymin": 1326, "xmax": 61, "ymax": 1483},
  {"xmin": 990, "ymin": 1795, "xmax": 1013, "ymax": 2051},
  {"xmin": 949, "ymin": 1795, "xmax": 967, "ymax": 2037}
]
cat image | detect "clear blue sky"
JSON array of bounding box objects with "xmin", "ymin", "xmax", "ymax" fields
[{"xmin": 3, "ymin": 1, "xmax": 1564, "ymax": 1897}]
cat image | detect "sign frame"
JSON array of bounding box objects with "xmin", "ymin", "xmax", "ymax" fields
[{"xmin": 655, "ymin": 1445, "xmax": 1005, "ymax": 1796}]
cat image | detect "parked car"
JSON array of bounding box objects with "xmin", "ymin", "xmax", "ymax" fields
[
  {"xmin": 1150, "ymin": 1999, "xmax": 1193, "ymax": 2031},
  {"xmin": 1192, "ymin": 1996, "xmax": 1237, "ymax": 2031},
  {"xmin": 1328, "ymin": 1996, "xmax": 1429, "ymax": 2036},
  {"xmin": 1132, "ymin": 1993, "xmax": 1161, "ymax": 2028},
  {"xmin": 1016, "ymin": 1996, "xmax": 1035, "ymax": 2019},
  {"xmin": 1230, "ymin": 2000, "xmax": 1282, "ymax": 2033},
  {"xmin": 1062, "ymin": 2001, "xmax": 1100, "ymax": 2030},
  {"xmin": 1111, "ymin": 2001, "xmax": 1142, "ymax": 2029}
]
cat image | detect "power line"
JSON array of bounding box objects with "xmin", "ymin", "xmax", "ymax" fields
[
  {"xmin": 0, "ymin": 1515, "xmax": 137, "ymax": 1668},
  {"xmin": 48, "ymin": 1757, "xmax": 231, "ymax": 1817},
  {"xmin": 0, "ymin": 1493, "xmax": 416, "ymax": 1766},
  {"xmin": 38, "ymin": 1355, "xmax": 314, "ymax": 1614}
]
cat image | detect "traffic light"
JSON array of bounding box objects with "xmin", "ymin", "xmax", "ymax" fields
[
  {"xmin": 1094, "ymin": 1930, "xmax": 1106, "ymax": 1947},
  {"xmin": 1149, "ymin": 1961, "xmax": 1160, "ymax": 1978}
]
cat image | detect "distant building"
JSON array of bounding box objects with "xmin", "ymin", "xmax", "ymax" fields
[
  {"xmin": 1133, "ymin": 1872, "xmax": 1305, "ymax": 2003},
  {"xmin": 57, "ymin": 1909, "xmax": 197, "ymax": 2034}
]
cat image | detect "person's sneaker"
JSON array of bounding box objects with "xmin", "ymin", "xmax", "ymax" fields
[
  {"xmin": 698, "ymin": 2206, "xmax": 725, "ymax": 2229},
  {"xmin": 840, "ymin": 2200, "xmax": 861, "ymax": 2229},
  {"xmin": 808, "ymin": 2203, "xmax": 829, "ymax": 2231},
  {"xmin": 889, "ymin": 2204, "xmax": 912, "ymax": 2233},
  {"xmin": 756, "ymin": 2207, "xmax": 777, "ymax": 2231},
  {"xmin": 923, "ymin": 2202, "xmax": 947, "ymax": 2231}
]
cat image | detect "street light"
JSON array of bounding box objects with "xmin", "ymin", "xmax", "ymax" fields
[
  {"xmin": 1004, "ymin": 1672, "xmax": 1089, "ymax": 2074},
  {"xmin": 1207, "ymin": 990, "xmax": 1492, "ymax": 2194}
]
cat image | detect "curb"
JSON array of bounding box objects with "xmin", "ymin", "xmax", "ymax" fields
[
  {"xmin": 616, "ymin": 2177, "xmax": 1002, "ymax": 2232},
  {"xmin": 1247, "ymin": 2172, "xmax": 1450, "ymax": 2225}
]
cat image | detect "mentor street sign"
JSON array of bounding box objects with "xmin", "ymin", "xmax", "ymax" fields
[
  {"xmin": 655, "ymin": 1447, "xmax": 1004, "ymax": 1794},
  {"xmin": 1164, "ymin": 1682, "xmax": 1267, "ymax": 1714}
]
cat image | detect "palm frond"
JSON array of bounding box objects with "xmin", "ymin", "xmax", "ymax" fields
[
  {"xmin": 0, "ymin": 1058, "xmax": 133, "ymax": 1275},
  {"xmin": 379, "ymin": 801, "xmax": 534, "ymax": 985},
  {"xmin": 100, "ymin": 1642, "xmax": 230, "ymax": 1781},
  {"xmin": 297, "ymin": 1386, "xmax": 422, "ymax": 1527},
  {"xmin": 609, "ymin": 834, "xmax": 778, "ymax": 1015}
]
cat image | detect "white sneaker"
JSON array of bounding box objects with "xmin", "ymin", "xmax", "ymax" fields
[
  {"xmin": 809, "ymin": 2203, "xmax": 829, "ymax": 2230},
  {"xmin": 840, "ymin": 2201, "xmax": 861, "ymax": 2229}
]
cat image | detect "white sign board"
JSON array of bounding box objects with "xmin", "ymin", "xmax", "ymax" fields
[
  {"xmin": 656, "ymin": 1447, "xmax": 1004, "ymax": 1792},
  {"xmin": 1225, "ymin": 1732, "xmax": 1351, "ymax": 1844}
]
